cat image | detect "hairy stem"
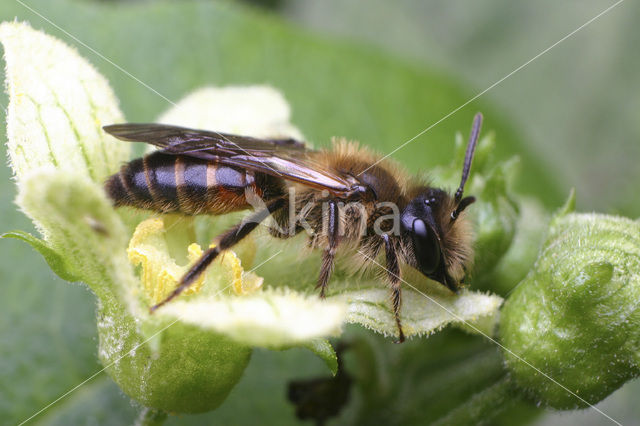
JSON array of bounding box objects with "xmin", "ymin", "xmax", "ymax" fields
[
  {"xmin": 135, "ymin": 407, "xmax": 168, "ymax": 426},
  {"xmin": 433, "ymin": 375, "xmax": 517, "ymax": 426}
]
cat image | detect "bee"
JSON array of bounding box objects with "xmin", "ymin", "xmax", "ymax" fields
[{"xmin": 103, "ymin": 113, "xmax": 482, "ymax": 342}]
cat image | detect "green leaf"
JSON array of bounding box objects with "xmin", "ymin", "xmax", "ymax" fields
[
  {"xmin": 1, "ymin": 230, "xmax": 79, "ymax": 282},
  {"xmin": 0, "ymin": 0, "xmax": 558, "ymax": 201},
  {"xmin": 301, "ymin": 339, "xmax": 338, "ymax": 376}
]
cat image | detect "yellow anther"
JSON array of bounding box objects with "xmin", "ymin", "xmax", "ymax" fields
[{"xmin": 127, "ymin": 218, "xmax": 262, "ymax": 305}]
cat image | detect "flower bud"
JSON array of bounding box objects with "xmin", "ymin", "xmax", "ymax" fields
[{"xmin": 500, "ymin": 198, "xmax": 640, "ymax": 408}]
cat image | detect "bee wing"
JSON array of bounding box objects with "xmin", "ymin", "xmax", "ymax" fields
[
  {"xmin": 103, "ymin": 123, "xmax": 307, "ymax": 153},
  {"xmin": 104, "ymin": 123, "xmax": 356, "ymax": 196}
]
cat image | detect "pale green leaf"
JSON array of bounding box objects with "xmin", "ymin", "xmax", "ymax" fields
[
  {"xmin": 0, "ymin": 21, "xmax": 128, "ymax": 183},
  {"xmin": 16, "ymin": 169, "xmax": 137, "ymax": 305},
  {"xmin": 157, "ymin": 289, "xmax": 347, "ymax": 348},
  {"xmin": 331, "ymin": 286, "xmax": 503, "ymax": 339}
]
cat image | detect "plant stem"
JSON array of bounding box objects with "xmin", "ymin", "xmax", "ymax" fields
[
  {"xmin": 135, "ymin": 407, "xmax": 168, "ymax": 426},
  {"xmin": 432, "ymin": 375, "xmax": 517, "ymax": 426}
]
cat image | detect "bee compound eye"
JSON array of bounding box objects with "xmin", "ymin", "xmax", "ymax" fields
[{"xmin": 411, "ymin": 219, "xmax": 441, "ymax": 275}]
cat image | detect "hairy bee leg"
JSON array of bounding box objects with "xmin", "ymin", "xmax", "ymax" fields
[
  {"xmin": 150, "ymin": 197, "xmax": 286, "ymax": 312},
  {"xmin": 316, "ymin": 200, "xmax": 340, "ymax": 299},
  {"xmin": 382, "ymin": 234, "xmax": 405, "ymax": 343},
  {"xmin": 268, "ymin": 204, "xmax": 305, "ymax": 239}
]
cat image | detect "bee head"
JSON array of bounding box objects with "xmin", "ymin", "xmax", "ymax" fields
[
  {"xmin": 401, "ymin": 113, "xmax": 482, "ymax": 291},
  {"xmin": 401, "ymin": 189, "xmax": 472, "ymax": 291}
]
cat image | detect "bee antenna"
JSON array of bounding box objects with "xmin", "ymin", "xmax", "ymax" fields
[
  {"xmin": 451, "ymin": 196, "xmax": 476, "ymax": 220},
  {"xmin": 452, "ymin": 113, "xmax": 482, "ymax": 221},
  {"xmin": 454, "ymin": 112, "xmax": 482, "ymax": 205}
]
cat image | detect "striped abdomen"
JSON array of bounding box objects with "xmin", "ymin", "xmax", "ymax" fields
[{"xmin": 105, "ymin": 152, "xmax": 283, "ymax": 215}]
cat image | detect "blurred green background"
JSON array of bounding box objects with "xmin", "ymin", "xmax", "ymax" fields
[{"xmin": 1, "ymin": 0, "xmax": 638, "ymax": 424}]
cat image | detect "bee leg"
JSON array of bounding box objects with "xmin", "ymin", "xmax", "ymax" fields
[
  {"xmin": 268, "ymin": 205, "xmax": 304, "ymax": 239},
  {"xmin": 382, "ymin": 234, "xmax": 405, "ymax": 343},
  {"xmin": 150, "ymin": 197, "xmax": 286, "ymax": 312},
  {"xmin": 316, "ymin": 200, "xmax": 340, "ymax": 299}
]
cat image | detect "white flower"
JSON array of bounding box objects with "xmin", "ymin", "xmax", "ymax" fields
[{"xmin": 1, "ymin": 20, "xmax": 502, "ymax": 413}]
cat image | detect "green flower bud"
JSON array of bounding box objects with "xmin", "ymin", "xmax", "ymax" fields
[{"xmin": 500, "ymin": 194, "xmax": 640, "ymax": 408}]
